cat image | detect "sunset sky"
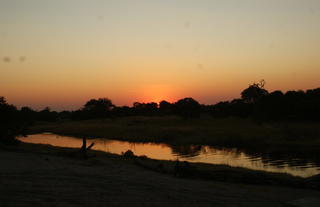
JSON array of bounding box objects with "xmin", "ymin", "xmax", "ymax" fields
[{"xmin": 1, "ymin": 0, "xmax": 320, "ymax": 110}]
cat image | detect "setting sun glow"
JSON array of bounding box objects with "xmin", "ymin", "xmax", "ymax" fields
[{"xmin": 1, "ymin": 0, "xmax": 320, "ymax": 110}]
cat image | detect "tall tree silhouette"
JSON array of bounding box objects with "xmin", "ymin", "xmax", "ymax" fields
[
  {"xmin": 241, "ymin": 80, "xmax": 268, "ymax": 103},
  {"xmin": 0, "ymin": 97, "xmax": 26, "ymax": 144},
  {"xmin": 83, "ymin": 98, "xmax": 114, "ymax": 118}
]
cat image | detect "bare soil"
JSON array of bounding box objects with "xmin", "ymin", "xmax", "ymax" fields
[{"xmin": 1, "ymin": 143, "xmax": 320, "ymax": 207}]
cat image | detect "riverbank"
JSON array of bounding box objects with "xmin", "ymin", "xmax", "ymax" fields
[
  {"xmin": 1, "ymin": 142, "xmax": 320, "ymax": 207},
  {"xmin": 28, "ymin": 116, "xmax": 320, "ymax": 154}
]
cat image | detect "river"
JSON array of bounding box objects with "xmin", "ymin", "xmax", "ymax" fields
[{"xmin": 18, "ymin": 133, "xmax": 320, "ymax": 177}]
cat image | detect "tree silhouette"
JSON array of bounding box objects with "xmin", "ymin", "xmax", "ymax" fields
[
  {"xmin": 20, "ymin": 106, "xmax": 36, "ymax": 124},
  {"xmin": 175, "ymin": 98, "xmax": 201, "ymax": 119},
  {"xmin": 84, "ymin": 98, "xmax": 114, "ymax": 111},
  {"xmin": 0, "ymin": 97, "xmax": 26, "ymax": 144},
  {"xmin": 0, "ymin": 96, "xmax": 5, "ymax": 104},
  {"xmin": 38, "ymin": 107, "xmax": 58, "ymax": 122},
  {"xmin": 241, "ymin": 80, "xmax": 268, "ymax": 103},
  {"xmin": 83, "ymin": 98, "xmax": 114, "ymax": 118},
  {"xmin": 133, "ymin": 102, "xmax": 158, "ymax": 115},
  {"xmin": 159, "ymin": 100, "xmax": 173, "ymax": 115}
]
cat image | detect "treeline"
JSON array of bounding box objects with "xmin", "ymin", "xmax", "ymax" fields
[
  {"xmin": 1, "ymin": 81, "xmax": 320, "ymax": 132},
  {"xmin": 212, "ymin": 86, "xmax": 320, "ymax": 121},
  {"xmin": 1, "ymin": 81, "xmax": 320, "ymax": 143},
  {"xmin": 30, "ymin": 81, "xmax": 320, "ymax": 122},
  {"xmin": 4, "ymin": 81, "xmax": 320, "ymax": 122}
]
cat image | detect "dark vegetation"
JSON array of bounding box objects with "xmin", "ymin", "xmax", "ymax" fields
[
  {"xmin": 0, "ymin": 97, "xmax": 28, "ymax": 145},
  {"xmin": 1, "ymin": 80, "xmax": 320, "ymax": 147},
  {"xmin": 5, "ymin": 80, "xmax": 320, "ymax": 122},
  {"xmin": 57, "ymin": 82, "xmax": 320, "ymax": 121}
]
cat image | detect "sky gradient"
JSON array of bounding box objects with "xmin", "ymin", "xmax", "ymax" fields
[{"xmin": 1, "ymin": 0, "xmax": 320, "ymax": 110}]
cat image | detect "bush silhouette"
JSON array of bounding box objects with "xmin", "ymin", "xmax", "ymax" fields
[
  {"xmin": 174, "ymin": 98, "xmax": 201, "ymax": 119},
  {"xmin": 0, "ymin": 97, "xmax": 27, "ymax": 144}
]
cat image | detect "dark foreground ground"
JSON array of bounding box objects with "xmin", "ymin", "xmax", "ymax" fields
[{"xmin": 1, "ymin": 143, "xmax": 320, "ymax": 207}]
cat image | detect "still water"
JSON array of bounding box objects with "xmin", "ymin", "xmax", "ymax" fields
[{"xmin": 19, "ymin": 133, "xmax": 320, "ymax": 178}]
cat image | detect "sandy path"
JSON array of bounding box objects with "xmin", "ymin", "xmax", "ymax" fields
[{"xmin": 1, "ymin": 149, "xmax": 320, "ymax": 207}]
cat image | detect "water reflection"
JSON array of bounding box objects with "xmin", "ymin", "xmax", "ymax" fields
[
  {"xmin": 170, "ymin": 145, "xmax": 202, "ymax": 158},
  {"xmin": 18, "ymin": 133, "xmax": 320, "ymax": 178}
]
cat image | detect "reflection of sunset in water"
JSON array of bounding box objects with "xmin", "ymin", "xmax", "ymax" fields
[{"xmin": 19, "ymin": 133, "xmax": 320, "ymax": 178}]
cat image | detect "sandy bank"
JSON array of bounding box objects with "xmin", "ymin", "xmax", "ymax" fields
[{"xmin": 1, "ymin": 143, "xmax": 320, "ymax": 207}]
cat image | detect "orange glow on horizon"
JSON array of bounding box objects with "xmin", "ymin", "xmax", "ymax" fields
[
  {"xmin": 1, "ymin": 1, "xmax": 320, "ymax": 110},
  {"xmin": 138, "ymin": 84, "xmax": 176, "ymax": 104}
]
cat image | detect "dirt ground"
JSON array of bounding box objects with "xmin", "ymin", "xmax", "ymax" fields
[{"xmin": 1, "ymin": 147, "xmax": 320, "ymax": 207}]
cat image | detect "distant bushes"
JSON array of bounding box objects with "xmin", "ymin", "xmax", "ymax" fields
[{"xmin": 70, "ymin": 97, "xmax": 201, "ymax": 120}]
